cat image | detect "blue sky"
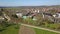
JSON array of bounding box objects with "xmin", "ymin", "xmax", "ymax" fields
[{"xmin": 0, "ymin": 0, "xmax": 60, "ymax": 6}]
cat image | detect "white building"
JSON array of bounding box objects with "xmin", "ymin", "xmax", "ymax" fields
[
  {"xmin": 34, "ymin": 10, "xmax": 40, "ymax": 13},
  {"xmin": 16, "ymin": 13, "xmax": 23, "ymax": 18},
  {"xmin": 53, "ymin": 13, "xmax": 60, "ymax": 18},
  {"xmin": 53, "ymin": 15, "xmax": 56, "ymax": 17},
  {"xmin": 52, "ymin": 13, "xmax": 60, "ymax": 23},
  {"xmin": 56, "ymin": 13, "xmax": 60, "ymax": 18}
]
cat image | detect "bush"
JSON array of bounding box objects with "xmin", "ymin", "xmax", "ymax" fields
[
  {"xmin": 47, "ymin": 24, "xmax": 60, "ymax": 30},
  {"xmin": 14, "ymin": 24, "xmax": 20, "ymax": 29},
  {"xmin": 0, "ymin": 21, "xmax": 18, "ymax": 32}
]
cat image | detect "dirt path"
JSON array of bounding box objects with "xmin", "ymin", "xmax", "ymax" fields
[
  {"xmin": 20, "ymin": 23, "xmax": 60, "ymax": 34},
  {"xmin": 19, "ymin": 25, "xmax": 36, "ymax": 34}
]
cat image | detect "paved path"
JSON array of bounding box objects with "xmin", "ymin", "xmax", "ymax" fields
[
  {"xmin": 19, "ymin": 25, "xmax": 35, "ymax": 34},
  {"xmin": 20, "ymin": 23, "xmax": 60, "ymax": 34}
]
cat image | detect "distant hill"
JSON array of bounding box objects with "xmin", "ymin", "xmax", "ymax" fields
[{"xmin": 0, "ymin": 5, "xmax": 60, "ymax": 8}]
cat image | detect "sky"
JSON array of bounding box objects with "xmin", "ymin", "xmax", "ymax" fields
[{"xmin": 0, "ymin": 0, "xmax": 60, "ymax": 6}]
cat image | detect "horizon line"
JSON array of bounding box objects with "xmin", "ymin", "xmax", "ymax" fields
[{"xmin": 0, "ymin": 5, "xmax": 60, "ymax": 7}]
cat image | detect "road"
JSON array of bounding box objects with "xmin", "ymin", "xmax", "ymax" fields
[
  {"xmin": 20, "ymin": 23, "xmax": 60, "ymax": 34},
  {"xmin": 19, "ymin": 25, "xmax": 35, "ymax": 34}
]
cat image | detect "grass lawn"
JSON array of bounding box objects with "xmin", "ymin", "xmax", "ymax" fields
[
  {"xmin": 0, "ymin": 24, "xmax": 19, "ymax": 34},
  {"xmin": 34, "ymin": 28, "xmax": 60, "ymax": 34}
]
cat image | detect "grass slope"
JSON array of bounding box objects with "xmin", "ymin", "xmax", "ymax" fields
[
  {"xmin": 0, "ymin": 25, "xmax": 19, "ymax": 34},
  {"xmin": 34, "ymin": 28, "xmax": 60, "ymax": 34}
]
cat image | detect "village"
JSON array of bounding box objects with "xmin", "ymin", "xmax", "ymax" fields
[
  {"xmin": 0, "ymin": 7, "xmax": 60, "ymax": 24},
  {"xmin": 0, "ymin": 0, "xmax": 60, "ymax": 34},
  {"xmin": 0, "ymin": 7, "xmax": 60, "ymax": 34}
]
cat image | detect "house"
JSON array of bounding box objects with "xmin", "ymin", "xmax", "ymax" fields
[
  {"xmin": 55, "ymin": 12, "xmax": 60, "ymax": 18},
  {"xmin": 42, "ymin": 12, "xmax": 55, "ymax": 22},
  {"xmin": 23, "ymin": 11, "xmax": 37, "ymax": 20},
  {"xmin": 37, "ymin": 10, "xmax": 40, "ymax": 13},
  {"xmin": 16, "ymin": 10, "xmax": 38, "ymax": 20},
  {"xmin": 53, "ymin": 15, "xmax": 56, "ymax": 17},
  {"xmin": 42, "ymin": 12, "xmax": 52, "ymax": 18},
  {"xmin": 33, "ymin": 9, "xmax": 40, "ymax": 14},
  {"xmin": 16, "ymin": 12, "xmax": 23, "ymax": 18},
  {"xmin": 53, "ymin": 12, "xmax": 60, "ymax": 23}
]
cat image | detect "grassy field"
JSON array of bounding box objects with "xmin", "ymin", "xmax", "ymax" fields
[
  {"xmin": 0, "ymin": 24, "xmax": 19, "ymax": 34},
  {"xmin": 34, "ymin": 28, "xmax": 60, "ymax": 34}
]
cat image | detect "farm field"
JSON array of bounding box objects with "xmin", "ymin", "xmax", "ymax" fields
[{"xmin": 0, "ymin": 24, "xmax": 19, "ymax": 34}]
